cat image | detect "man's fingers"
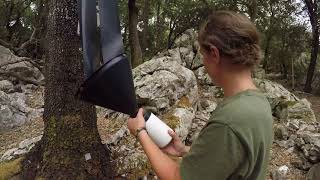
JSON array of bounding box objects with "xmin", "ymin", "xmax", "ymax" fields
[
  {"xmin": 168, "ymin": 130, "xmax": 179, "ymax": 140},
  {"xmin": 137, "ymin": 108, "xmax": 144, "ymax": 118}
]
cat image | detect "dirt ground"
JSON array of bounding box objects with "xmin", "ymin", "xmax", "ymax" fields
[{"xmin": 0, "ymin": 117, "xmax": 44, "ymax": 157}]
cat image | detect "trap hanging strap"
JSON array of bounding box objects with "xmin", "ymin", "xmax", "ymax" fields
[
  {"xmin": 79, "ymin": 0, "xmax": 99, "ymax": 79},
  {"xmin": 99, "ymin": 0, "xmax": 125, "ymax": 63}
]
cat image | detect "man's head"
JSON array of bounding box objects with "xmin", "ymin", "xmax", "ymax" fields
[{"xmin": 198, "ymin": 11, "xmax": 261, "ymax": 86}]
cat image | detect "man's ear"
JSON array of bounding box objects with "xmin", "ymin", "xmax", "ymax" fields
[{"xmin": 209, "ymin": 46, "xmax": 220, "ymax": 64}]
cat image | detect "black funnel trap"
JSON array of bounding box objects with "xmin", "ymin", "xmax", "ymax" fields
[{"xmin": 77, "ymin": 0, "xmax": 137, "ymax": 117}]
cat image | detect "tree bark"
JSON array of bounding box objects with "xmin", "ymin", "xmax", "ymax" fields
[
  {"xmin": 304, "ymin": 29, "xmax": 320, "ymax": 92},
  {"xmin": 167, "ymin": 18, "xmax": 176, "ymax": 49},
  {"xmin": 155, "ymin": 0, "xmax": 162, "ymax": 51},
  {"xmin": 128, "ymin": 0, "xmax": 143, "ymax": 68},
  {"xmin": 22, "ymin": 0, "xmax": 113, "ymax": 179},
  {"xmin": 304, "ymin": 0, "xmax": 319, "ymax": 93},
  {"xmin": 248, "ymin": 0, "xmax": 258, "ymax": 22},
  {"xmin": 141, "ymin": 0, "xmax": 150, "ymax": 54},
  {"xmin": 262, "ymin": 34, "xmax": 273, "ymax": 72}
]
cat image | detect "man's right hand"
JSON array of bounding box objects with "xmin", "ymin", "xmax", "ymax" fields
[{"xmin": 161, "ymin": 130, "xmax": 190, "ymax": 157}]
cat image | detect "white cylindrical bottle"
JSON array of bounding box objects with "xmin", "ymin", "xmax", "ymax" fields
[{"xmin": 144, "ymin": 111, "xmax": 173, "ymax": 148}]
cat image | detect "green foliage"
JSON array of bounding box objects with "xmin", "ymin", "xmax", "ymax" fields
[
  {"xmin": 0, "ymin": 0, "xmax": 37, "ymax": 45},
  {"xmin": 0, "ymin": 0, "xmax": 315, "ymax": 85}
]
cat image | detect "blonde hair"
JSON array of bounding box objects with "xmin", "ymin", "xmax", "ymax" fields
[{"xmin": 198, "ymin": 11, "xmax": 261, "ymax": 67}]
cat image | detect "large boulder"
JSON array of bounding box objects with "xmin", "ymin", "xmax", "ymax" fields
[
  {"xmin": 0, "ymin": 45, "xmax": 20, "ymax": 66},
  {"xmin": 278, "ymin": 99, "xmax": 317, "ymax": 123},
  {"xmin": 0, "ymin": 86, "xmax": 44, "ymax": 131},
  {"xmin": 105, "ymin": 57, "xmax": 199, "ymax": 178},
  {"xmin": 0, "ymin": 91, "xmax": 27, "ymax": 131},
  {"xmin": 0, "ymin": 45, "xmax": 44, "ymax": 84},
  {"xmin": 255, "ymin": 79, "xmax": 316, "ymax": 123},
  {"xmin": 255, "ymin": 79, "xmax": 298, "ymax": 107},
  {"xmin": 133, "ymin": 57, "xmax": 198, "ymax": 113},
  {"xmin": 152, "ymin": 29, "xmax": 203, "ymax": 71},
  {"xmin": 173, "ymin": 29, "xmax": 198, "ymax": 50}
]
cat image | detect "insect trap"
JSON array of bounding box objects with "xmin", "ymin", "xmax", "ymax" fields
[{"xmin": 77, "ymin": 0, "xmax": 172, "ymax": 148}]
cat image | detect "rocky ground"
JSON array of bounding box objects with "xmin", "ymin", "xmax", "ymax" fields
[{"xmin": 1, "ymin": 29, "xmax": 320, "ymax": 179}]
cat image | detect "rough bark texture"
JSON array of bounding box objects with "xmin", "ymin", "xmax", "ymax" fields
[
  {"xmin": 128, "ymin": 0, "xmax": 143, "ymax": 68},
  {"xmin": 141, "ymin": 0, "xmax": 150, "ymax": 54},
  {"xmin": 248, "ymin": 0, "xmax": 258, "ymax": 22},
  {"xmin": 22, "ymin": 0, "xmax": 113, "ymax": 179},
  {"xmin": 304, "ymin": 0, "xmax": 319, "ymax": 93}
]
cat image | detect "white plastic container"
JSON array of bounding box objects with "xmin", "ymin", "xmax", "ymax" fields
[{"xmin": 144, "ymin": 112, "xmax": 173, "ymax": 148}]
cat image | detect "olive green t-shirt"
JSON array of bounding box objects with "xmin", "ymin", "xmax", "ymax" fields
[{"xmin": 180, "ymin": 90, "xmax": 274, "ymax": 180}]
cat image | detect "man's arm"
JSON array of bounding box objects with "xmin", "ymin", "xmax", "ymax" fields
[{"xmin": 138, "ymin": 130, "xmax": 182, "ymax": 180}]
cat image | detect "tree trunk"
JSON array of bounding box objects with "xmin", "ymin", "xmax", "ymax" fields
[
  {"xmin": 167, "ymin": 19, "xmax": 175, "ymax": 49},
  {"xmin": 304, "ymin": 29, "xmax": 320, "ymax": 92},
  {"xmin": 248, "ymin": 0, "xmax": 258, "ymax": 22},
  {"xmin": 128, "ymin": 0, "xmax": 143, "ymax": 68},
  {"xmin": 304, "ymin": 0, "xmax": 319, "ymax": 93},
  {"xmin": 262, "ymin": 34, "xmax": 273, "ymax": 72},
  {"xmin": 282, "ymin": 63, "xmax": 288, "ymax": 79},
  {"xmin": 22, "ymin": 0, "xmax": 113, "ymax": 179},
  {"xmin": 155, "ymin": 0, "xmax": 162, "ymax": 51},
  {"xmin": 141, "ymin": 0, "xmax": 150, "ymax": 54}
]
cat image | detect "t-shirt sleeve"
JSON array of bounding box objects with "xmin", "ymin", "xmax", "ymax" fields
[{"xmin": 180, "ymin": 122, "xmax": 247, "ymax": 180}]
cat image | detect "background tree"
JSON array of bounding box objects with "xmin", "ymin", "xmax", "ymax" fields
[
  {"xmin": 303, "ymin": 0, "xmax": 319, "ymax": 93},
  {"xmin": 128, "ymin": 0, "xmax": 143, "ymax": 68},
  {"xmin": 22, "ymin": 0, "xmax": 113, "ymax": 178},
  {"xmin": 141, "ymin": 0, "xmax": 150, "ymax": 54},
  {"xmin": 0, "ymin": 0, "xmax": 47, "ymax": 59}
]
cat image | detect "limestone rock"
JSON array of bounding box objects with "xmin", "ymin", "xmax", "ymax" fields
[
  {"xmin": 253, "ymin": 66, "xmax": 266, "ymax": 79},
  {"xmin": 307, "ymin": 163, "xmax": 320, "ymax": 180},
  {"xmin": 0, "ymin": 148, "xmax": 18, "ymax": 162},
  {"xmin": 18, "ymin": 135, "xmax": 42, "ymax": 150},
  {"xmin": 163, "ymin": 107, "xmax": 195, "ymax": 141},
  {"xmin": 0, "ymin": 135, "xmax": 42, "ymax": 162},
  {"xmin": 255, "ymin": 79, "xmax": 298, "ymax": 109},
  {"xmin": 106, "ymin": 105, "xmax": 195, "ymax": 178},
  {"xmin": 255, "ymin": 79, "xmax": 316, "ymax": 123},
  {"xmin": 195, "ymin": 67, "xmax": 213, "ymax": 86},
  {"xmin": 0, "ymin": 80, "xmax": 14, "ymax": 93},
  {"xmin": 0, "ymin": 91, "xmax": 27, "ymax": 131},
  {"xmin": 0, "ymin": 46, "xmax": 44, "ymax": 84},
  {"xmin": 0, "ymin": 45, "xmax": 20, "ymax": 66},
  {"xmin": 280, "ymin": 99, "xmax": 316, "ymax": 123},
  {"xmin": 133, "ymin": 57, "xmax": 198, "ymax": 113},
  {"xmin": 271, "ymin": 165, "xmax": 289, "ymax": 180},
  {"xmin": 0, "ymin": 82, "xmax": 44, "ymax": 131},
  {"xmin": 274, "ymin": 124, "xmax": 289, "ymax": 140},
  {"xmin": 173, "ymin": 29, "xmax": 198, "ymax": 49}
]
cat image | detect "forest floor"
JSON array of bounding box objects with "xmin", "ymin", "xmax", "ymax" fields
[{"xmin": 0, "ymin": 86, "xmax": 319, "ymax": 179}]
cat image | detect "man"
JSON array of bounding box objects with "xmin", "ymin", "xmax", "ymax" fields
[{"xmin": 128, "ymin": 11, "xmax": 273, "ymax": 180}]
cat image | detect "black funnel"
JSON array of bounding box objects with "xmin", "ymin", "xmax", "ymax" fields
[{"xmin": 77, "ymin": 0, "xmax": 137, "ymax": 117}]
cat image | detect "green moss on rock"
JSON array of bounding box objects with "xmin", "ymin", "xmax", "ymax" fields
[
  {"xmin": 163, "ymin": 114, "xmax": 180, "ymax": 129},
  {"xmin": 177, "ymin": 96, "xmax": 191, "ymax": 108},
  {"xmin": 0, "ymin": 157, "xmax": 24, "ymax": 179}
]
